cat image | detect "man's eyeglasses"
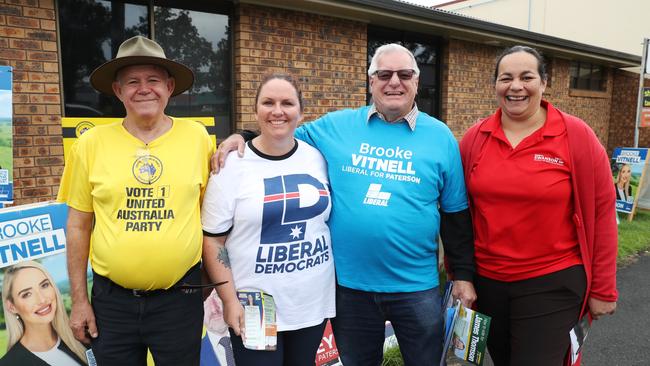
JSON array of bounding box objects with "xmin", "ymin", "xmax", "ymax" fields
[{"xmin": 373, "ymin": 69, "xmax": 417, "ymax": 81}]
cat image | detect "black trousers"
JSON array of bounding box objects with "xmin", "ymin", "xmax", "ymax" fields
[
  {"xmin": 91, "ymin": 264, "xmax": 204, "ymax": 366},
  {"xmin": 475, "ymin": 265, "xmax": 586, "ymax": 366}
]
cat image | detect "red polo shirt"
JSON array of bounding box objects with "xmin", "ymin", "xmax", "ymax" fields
[{"xmin": 467, "ymin": 103, "xmax": 582, "ymax": 281}]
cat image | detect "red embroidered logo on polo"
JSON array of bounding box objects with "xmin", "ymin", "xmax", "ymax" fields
[{"xmin": 533, "ymin": 154, "xmax": 565, "ymax": 166}]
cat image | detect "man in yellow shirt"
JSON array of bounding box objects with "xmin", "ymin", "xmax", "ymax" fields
[{"xmin": 57, "ymin": 36, "xmax": 214, "ymax": 365}]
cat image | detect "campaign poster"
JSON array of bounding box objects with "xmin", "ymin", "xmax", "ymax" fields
[
  {"xmin": 0, "ymin": 66, "xmax": 13, "ymax": 204},
  {"xmin": 316, "ymin": 320, "xmax": 342, "ymax": 366},
  {"xmin": 61, "ymin": 117, "xmax": 218, "ymax": 159},
  {"xmin": 201, "ymin": 290, "xmax": 236, "ymax": 366},
  {"xmin": 201, "ymin": 292, "xmax": 342, "ymax": 366},
  {"xmin": 611, "ymin": 147, "xmax": 649, "ymax": 213},
  {"xmin": 0, "ymin": 202, "xmax": 70, "ymax": 357}
]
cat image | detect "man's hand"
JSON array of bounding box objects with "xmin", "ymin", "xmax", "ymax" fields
[
  {"xmin": 452, "ymin": 280, "xmax": 477, "ymax": 308},
  {"xmin": 588, "ymin": 297, "xmax": 616, "ymax": 320},
  {"xmin": 210, "ymin": 134, "xmax": 246, "ymax": 174},
  {"xmin": 70, "ymin": 300, "xmax": 98, "ymax": 344},
  {"xmin": 223, "ymin": 299, "xmax": 245, "ymax": 336}
]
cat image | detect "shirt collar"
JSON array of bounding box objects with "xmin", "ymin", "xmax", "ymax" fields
[
  {"xmin": 540, "ymin": 101, "xmax": 566, "ymax": 136},
  {"xmin": 366, "ymin": 104, "xmax": 418, "ymax": 131}
]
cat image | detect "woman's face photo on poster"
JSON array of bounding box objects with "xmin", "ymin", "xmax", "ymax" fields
[{"xmin": 4, "ymin": 266, "xmax": 58, "ymax": 326}]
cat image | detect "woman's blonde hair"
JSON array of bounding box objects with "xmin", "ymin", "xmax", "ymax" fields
[
  {"xmin": 616, "ymin": 163, "xmax": 631, "ymax": 191},
  {"xmin": 2, "ymin": 261, "xmax": 88, "ymax": 364}
]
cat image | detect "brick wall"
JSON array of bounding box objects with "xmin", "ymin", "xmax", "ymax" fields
[
  {"xmin": 442, "ymin": 39, "xmax": 614, "ymax": 148},
  {"xmin": 234, "ymin": 4, "xmax": 367, "ymax": 131},
  {"xmin": 0, "ymin": 0, "xmax": 62, "ymax": 205},
  {"xmin": 441, "ymin": 40, "xmax": 498, "ymax": 138},
  {"xmin": 544, "ymin": 58, "xmax": 612, "ymax": 147},
  {"xmin": 608, "ymin": 69, "xmax": 650, "ymax": 153}
]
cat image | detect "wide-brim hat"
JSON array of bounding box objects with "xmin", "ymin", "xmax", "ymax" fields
[{"xmin": 89, "ymin": 35, "xmax": 194, "ymax": 97}]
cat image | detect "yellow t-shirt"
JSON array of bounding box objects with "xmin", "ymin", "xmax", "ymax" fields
[{"xmin": 57, "ymin": 118, "xmax": 215, "ymax": 290}]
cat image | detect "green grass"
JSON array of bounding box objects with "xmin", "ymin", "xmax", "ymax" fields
[
  {"xmin": 382, "ymin": 345, "xmax": 404, "ymax": 366},
  {"xmin": 0, "ymin": 122, "xmax": 12, "ymax": 180},
  {"xmin": 617, "ymin": 209, "xmax": 650, "ymax": 261},
  {"xmin": 0, "ymin": 329, "xmax": 7, "ymax": 357}
]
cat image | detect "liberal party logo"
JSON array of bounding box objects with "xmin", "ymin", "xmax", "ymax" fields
[
  {"xmin": 261, "ymin": 174, "xmax": 329, "ymax": 244},
  {"xmin": 363, "ymin": 183, "xmax": 391, "ymax": 207},
  {"xmin": 132, "ymin": 155, "xmax": 163, "ymax": 185},
  {"xmin": 75, "ymin": 121, "xmax": 94, "ymax": 137}
]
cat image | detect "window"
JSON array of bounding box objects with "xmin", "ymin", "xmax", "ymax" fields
[
  {"xmin": 58, "ymin": 0, "xmax": 233, "ymax": 137},
  {"xmin": 570, "ymin": 61, "xmax": 606, "ymax": 92},
  {"xmin": 367, "ymin": 26, "xmax": 442, "ymax": 118}
]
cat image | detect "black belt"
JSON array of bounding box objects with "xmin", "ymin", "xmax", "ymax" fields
[{"xmin": 94, "ymin": 263, "xmax": 227, "ymax": 297}]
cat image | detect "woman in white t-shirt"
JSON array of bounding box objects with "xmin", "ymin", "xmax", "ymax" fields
[
  {"xmin": 1, "ymin": 261, "xmax": 88, "ymax": 366},
  {"xmin": 202, "ymin": 73, "xmax": 335, "ymax": 366}
]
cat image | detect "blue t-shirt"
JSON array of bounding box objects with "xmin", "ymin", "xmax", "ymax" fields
[{"xmin": 295, "ymin": 106, "xmax": 468, "ymax": 292}]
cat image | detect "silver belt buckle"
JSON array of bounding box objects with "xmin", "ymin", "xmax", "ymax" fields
[{"xmin": 132, "ymin": 289, "xmax": 145, "ymax": 297}]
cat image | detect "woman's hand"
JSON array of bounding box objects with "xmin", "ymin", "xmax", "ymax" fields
[
  {"xmin": 223, "ymin": 298, "xmax": 245, "ymax": 336},
  {"xmin": 452, "ymin": 280, "xmax": 477, "ymax": 308},
  {"xmin": 588, "ymin": 297, "xmax": 616, "ymax": 320}
]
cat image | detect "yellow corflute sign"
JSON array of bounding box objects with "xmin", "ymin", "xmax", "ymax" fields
[{"xmin": 62, "ymin": 117, "xmax": 217, "ymax": 159}]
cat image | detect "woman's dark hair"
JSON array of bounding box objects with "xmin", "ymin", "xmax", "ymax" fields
[
  {"xmin": 254, "ymin": 73, "xmax": 305, "ymax": 112},
  {"xmin": 493, "ymin": 45, "xmax": 547, "ymax": 82}
]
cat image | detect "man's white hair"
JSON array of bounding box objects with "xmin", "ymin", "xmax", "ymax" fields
[{"xmin": 367, "ymin": 43, "xmax": 420, "ymax": 77}]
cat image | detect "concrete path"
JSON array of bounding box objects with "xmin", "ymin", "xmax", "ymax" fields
[
  {"xmin": 581, "ymin": 253, "xmax": 650, "ymax": 366},
  {"xmin": 466, "ymin": 254, "xmax": 650, "ymax": 366}
]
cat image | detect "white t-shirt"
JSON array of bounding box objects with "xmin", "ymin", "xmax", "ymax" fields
[
  {"xmin": 32, "ymin": 338, "xmax": 82, "ymax": 366},
  {"xmin": 202, "ymin": 140, "xmax": 335, "ymax": 331}
]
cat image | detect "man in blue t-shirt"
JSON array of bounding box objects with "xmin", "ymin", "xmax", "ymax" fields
[{"xmin": 215, "ymin": 44, "xmax": 475, "ymax": 366}]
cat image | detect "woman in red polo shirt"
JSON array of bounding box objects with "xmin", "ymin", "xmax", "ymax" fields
[{"xmin": 460, "ymin": 45, "xmax": 618, "ymax": 366}]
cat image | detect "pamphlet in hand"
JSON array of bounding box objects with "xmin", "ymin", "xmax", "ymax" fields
[
  {"xmin": 441, "ymin": 281, "xmax": 456, "ymax": 336},
  {"xmin": 86, "ymin": 349, "xmax": 97, "ymax": 366},
  {"xmin": 237, "ymin": 290, "xmax": 277, "ymax": 351},
  {"xmin": 440, "ymin": 286, "xmax": 491, "ymax": 366},
  {"xmin": 442, "ymin": 281, "xmax": 455, "ymax": 310},
  {"xmin": 441, "ymin": 299, "xmax": 462, "ymax": 366},
  {"xmin": 569, "ymin": 314, "xmax": 591, "ymax": 365}
]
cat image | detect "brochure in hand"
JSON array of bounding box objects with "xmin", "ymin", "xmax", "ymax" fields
[
  {"xmin": 569, "ymin": 313, "xmax": 591, "ymax": 365},
  {"xmin": 440, "ymin": 282, "xmax": 491, "ymax": 366},
  {"xmin": 237, "ymin": 290, "xmax": 277, "ymax": 351}
]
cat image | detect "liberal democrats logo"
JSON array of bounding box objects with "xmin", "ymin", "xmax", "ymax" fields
[
  {"xmin": 132, "ymin": 155, "xmax": 163, "ymax": 185},
  {"xmin": 261, "ymin": 174, "xmax": 329, "ymax": 244}
]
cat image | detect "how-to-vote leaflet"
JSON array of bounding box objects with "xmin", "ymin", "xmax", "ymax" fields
[
  {"xmin": 440, "ymin": 282, "xmax": 491, "ymax": 366},
  {"xmin": 237, "ymin": 290, "xmax": 277, "ymax": 351},
  {"xmin": 569, "ymin": 314, "xmax": 591, "ymax": 365}
]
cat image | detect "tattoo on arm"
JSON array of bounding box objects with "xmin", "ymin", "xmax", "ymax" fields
[{"xmin": 217, "ymin": 246, "xmax": 231, "ymax": 269}]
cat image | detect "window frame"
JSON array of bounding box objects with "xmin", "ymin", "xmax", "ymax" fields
[
  {"xmin": 569, "ymin": 60, "xmax": 608, "ymax": 92},
  {"xmin": 57, "ymin": 0, "xmax": 234, "ymax": 138}
]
